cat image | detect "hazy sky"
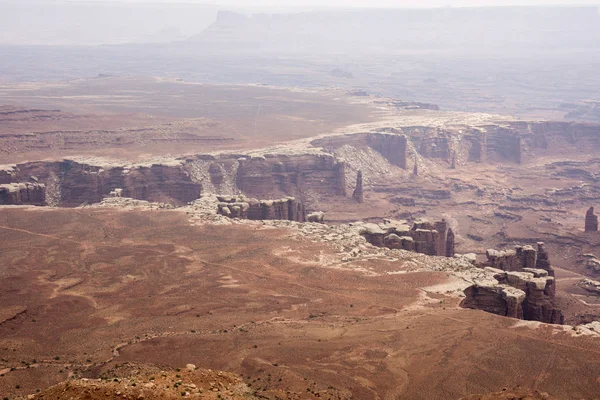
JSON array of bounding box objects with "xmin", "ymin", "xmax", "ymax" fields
[{"xmin": 44, "ymin": 0, "xmax": 600, "ymax": 6}]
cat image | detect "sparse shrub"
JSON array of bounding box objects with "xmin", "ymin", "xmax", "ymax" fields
[{"xmin": 54, "ymin": 356, "xmax": 60, "ymax": 360}]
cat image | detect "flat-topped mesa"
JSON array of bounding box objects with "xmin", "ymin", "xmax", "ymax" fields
[
  {"xmin": 0, "ymin": 182, "xmax": 46, "ymax": 206},
  {"xmin": 217, "ymin": 195, "xmax": 306, "ymax": 222},
  {"xmin": 585, "ymin": 207, "xmax": 598, "ymax": 232},
  {"xmin": 359, "ymin": 218, "xmax": 453, "ymax": 257},
  {"xmin": 352, "ymin": 170, "xmax": 364, "ymax": 203}
]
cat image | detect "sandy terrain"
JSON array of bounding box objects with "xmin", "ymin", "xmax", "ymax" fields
[{"xmin": 0, "ymin": 207, "xmax": 599, "ymax": 399}]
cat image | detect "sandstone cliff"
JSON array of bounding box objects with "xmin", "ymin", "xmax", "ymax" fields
[
  {"xmin": 461, "ymin": 243, "xmax": 563, "ymax": 324},
  {"xmin": 0, "ymin": 182, "xmax": 46, "ymax": 205},
  {"xmin": 359, "ymin": 218, "xmax": 454, "ymax": 257}
]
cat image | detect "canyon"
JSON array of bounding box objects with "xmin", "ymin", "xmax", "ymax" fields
[{"xmin": 2, "ymin": 78, "xmax": 600, "ymax": 399}]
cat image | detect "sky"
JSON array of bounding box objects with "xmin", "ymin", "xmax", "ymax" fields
[{"xmin": 19, "ymin": 0, "xmax": 600, "ymax": 6}]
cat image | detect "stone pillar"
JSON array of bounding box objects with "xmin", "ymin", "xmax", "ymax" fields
[
  {"xmin": 450, "ymin": 152, "xmax": 456, "ymax": 169},
  {"xmin": 352, "ymin": 170, "xmax": 364, "ymax": 203},
  {"xmin": 413, "ymin": 156, "xmax": 418, "ymax": 176},
  {"xmin": 446, "ymin": 228, "xmax": 455, "ymax": 257},
  {"xmin": 585, "ymin": 207, "xmax": 598, "ymax": 232},
  {"xmin": 434, "ymin": 219, "xmax": 448, "ymax": 256}
]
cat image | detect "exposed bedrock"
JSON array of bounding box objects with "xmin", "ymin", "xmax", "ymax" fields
[
  {"xmin": 0, "ymin": 182, "xmax": 46, "ymax": 205},
  {"xmin": 462, "ymin": 243, "xmax": 563, "ymax": 324},
  {"xmin": 4, "ymin": 121, "xmax": 600, "ymax": 209},
  {"xmin": 2, "ymin": 151, "xmax": 347, "ymax": 207},
  {"xmin": 359, "ymin": 218, "xmax": 454, "ymax": 257},
  {"xmin": 7, "ymin": 160, "xmax": 202, "ymax": 207},
  {"xmin": 216, "ymin": 195, "xmax": 306, "ymax": 222},
  {"xmin": 234, "ymin": 154, "xmax": 346, "ymax": 199},
  {"xmin": 312, "ymin": 132, "xmax": 408, "ymax": 169},
  {"xmin": 485, "ymin": 245, "xmax": 538, "ymax": 272}
]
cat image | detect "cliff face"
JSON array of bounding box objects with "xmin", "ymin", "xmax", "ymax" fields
[
  {"xmin": 312, "ymin": 132, "xmax": 408, "ymax": 170},
  {"xmin": 461, "ymin": 243, "xmax": 563, "ymax": 324},
  {"xmin": 217, "ymin": 195, "xmax": 306, "ymax": 222},
  {"xmin": 3, "ymin": 150, "xmax": 349, "ymax": 208},
  {"xmin": 359, "ymin": 218, "xmax": 453, "ymax": 257},
  {"xmin": 235, "ymin": 154, "xmax": 346, "ymax": 199},
  {"xmin": 0, "ymin": 182, "xmax": 46, "ymax": 205},
  {"xmin": 9, "ymin": 160, "xmax": 202, "ymax": 207}
]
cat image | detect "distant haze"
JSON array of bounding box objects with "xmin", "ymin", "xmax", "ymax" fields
[{"xmin": 47, "ymin": 0, "xmax": 600, "ymax": 7}]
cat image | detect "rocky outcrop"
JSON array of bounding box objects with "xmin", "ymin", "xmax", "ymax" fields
[
  {"xmin": 234, "ymin": 154, "xmax": 346, "ymax": 199},
  {"xmin": 462, "ymin": 284, "xmax": 525, "ymax": 319},
  {"xmin": 6, "ymin": 150, "xmax": 350, "ymax": 208},
  {"xmin": 217, "ymin": 195, "xmax": 306, "ymax": 222},
  {"xmin": 585, "ymin": 206, "xmax": 598, "ymax": 232},
  {"xmin": 307, "ymin": 211, "xmax": 325, "ymax": 223},
  {"xmin": 312, "ymin": 132, "xmax": 408, "ymax": 170},
  {"xmin": 352, "ymin": 170, "xmax": 364, "ymax": 203},
  {"xmin": 580, "ymin": 253, "xmax": 600, "ymax": 276},
  {"xmin": 359, "ymin": 218, "xmax": 453, "ymax": 257},
  {"xmin": 462, "ymin": 267, "xmax": 563, "ymax": 324},
  {"xmin": 446, "ymin": 228, "xmax": 455, "ymax": 257},
  {"xmin": 463, "ymin": 244, "xmax": 563, "ymax": 324},
  {"xmin": 493, "ymin": 269, "xmax": 562, "ymax": 323},
  {"xmin": 8, "ymin": 160, "xmax": 202, "ymax": 207},
  {"xmin": 579, "ymin": 278, "xmax": 600, "ymax": 296},
  {"xmin": 0, "ymin": 182, "xmax": 46, "ymax": 205},
  {"xmin": 485, "ymin": 245, "xmax": 537, "ymax": 271},
  {"xmin": 535, "ymin": 242, "xmax": 554, "ymax": 276}
]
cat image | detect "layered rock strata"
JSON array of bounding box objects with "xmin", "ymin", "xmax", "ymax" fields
[
  {"xmin": 359, "ymin": 218, "xmax": 454, "ymax": 257},
  {"xmin": 216, "ymin": 195, "xmax": 306, "ymax": 222},
  {"xmin": 0, "ymin": 182, "xmax": 46, "ymax": 205},
  {"xmin": 462, "ymin": 244, "xmax": 563, "ymax": 324}
]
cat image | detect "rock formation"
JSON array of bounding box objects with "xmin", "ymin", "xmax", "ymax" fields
[
  {"xmin": 352, "ymin": 170, "xmax": 364, "ymax": 203},
  {"xmin": 0, "ymin": 182, "xmax": 46, "ymax": 205},
  {"xmin": 535, "ymin": 242, "xmax": 554, "ymax": 276},
  {"xmin": 462, "ymin": 244, "xmax": 563, "ymax": 324},
  {"xmin": 359, "ymin": 218, "xmax": 453, "ymax": 257},
  {"xmin": 585, "ymin": 207, "xmax": 598, "ymax": 232},
  {"xmin": 217, "ymin": 195, "xmax": 306, "ymax": 222},
  {"xmin": 485, "ymin": 245, "xmax": 537, "ymax": 271},
  {"xmin": 462, "ymin": 267, "xmax": 563, "ymax": 324},
  {"xmin": 579, "ymin": 278, "xmax": 600, "ymax": 296},
  {"xmin": 412, "ymin": 157, "xmax": 418, "ymax": 176},
  {"xmin": 307, "ymin": 211, "xmax": 325, "ymax": 223},
  {"xmin": 446, "ymin": 228, "xmax": 455, "ymax": 257}
]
